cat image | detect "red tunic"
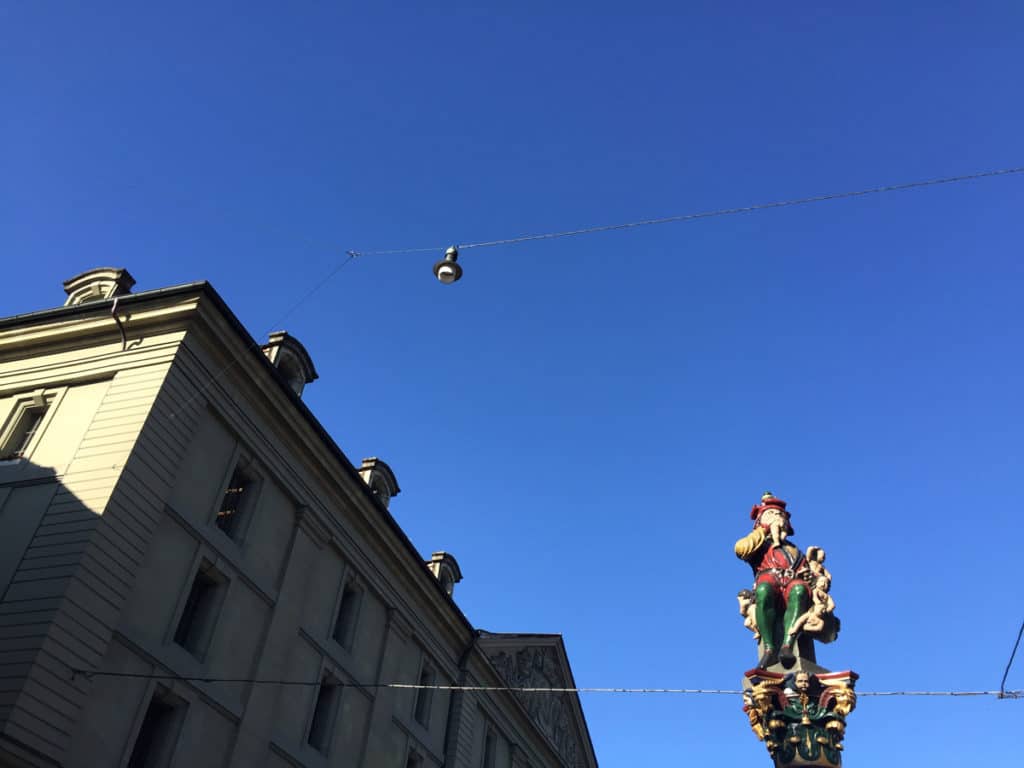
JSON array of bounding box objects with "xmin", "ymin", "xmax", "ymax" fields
[{"xmin": 751, "ymin": 538, "xmax": 809, "ymax": 600}]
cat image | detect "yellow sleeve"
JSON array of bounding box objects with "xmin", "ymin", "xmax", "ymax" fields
[{"xmin": 735, "ymin": 526, "xmax": 767, "ymax": 561}]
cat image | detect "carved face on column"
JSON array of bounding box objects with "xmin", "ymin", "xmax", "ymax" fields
[
  {"xmin": 751, "ymin": 683, "xmax": 778, "ymax": 714},
  {"xmin": 831, "ymin": 686, "xmax": 857, "ymax": 717}
]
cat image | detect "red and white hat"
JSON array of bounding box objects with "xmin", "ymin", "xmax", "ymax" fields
[{"xmin": 750, "ymin": 491, "xmax": 789, "ymax": 520}]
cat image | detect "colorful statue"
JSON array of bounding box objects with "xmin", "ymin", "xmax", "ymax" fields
[
  {"xmin": 735, "ymin": 493, "xmax": 810, "ymax": 667},
  {"xmin": 736, "ymin": 492, "xmax": 856, "ymax": 768}
]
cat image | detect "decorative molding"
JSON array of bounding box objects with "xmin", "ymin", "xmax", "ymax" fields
[
  {"xmin": 295, "ymin": 504, "xmax": 330, "ymax": 548},
  {"xmin": 485, "ymin": 646, "xmax": 580, "ymax": 766}
]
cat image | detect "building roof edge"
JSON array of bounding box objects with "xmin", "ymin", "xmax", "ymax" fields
[{"xmin": 0, "ymin": 278, "xmax": 480, "ymax": 643}]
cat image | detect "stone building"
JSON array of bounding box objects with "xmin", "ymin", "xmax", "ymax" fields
[{"xmin": 0, "ymin": 268, "xmax": 598, "ymax": 768}]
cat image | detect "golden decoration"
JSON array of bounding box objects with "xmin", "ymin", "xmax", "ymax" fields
[{"xmin": 830, "ymin": 686, "xmax": 857, "ymax": 717}]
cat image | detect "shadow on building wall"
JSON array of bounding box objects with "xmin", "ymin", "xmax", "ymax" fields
[{"xmin": 0, "ymin": 458, "xmax": 153, "ymax": 768}]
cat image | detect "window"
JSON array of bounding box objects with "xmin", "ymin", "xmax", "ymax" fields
[
  {"xmin": 414, "ymin": 661, "xmax": 435, "ymax": 727},
  {"xmin": 127, "ymin": 689, "xmax": 185, "ymax": 768},
  {"xmin": 279, "ymin": 358, "xmax": 306, "ymax": 395},
  {"xmin": 307, "ymin": 677, "xmax": 341, "ymax": 754},
  {"xmin": 439, "ymin": 570, "xmax": 455, "ymax": 597},
  {"xmin": 0, "ymin": 401, "xmax": 49, "ymax": 461},
  {"xmin": 215, "ymin": 464, "xmax": 253, "ymax": 537},
  {"xmin": 370, "ymin": 479, "xmax": 391, "ymax": 507},
  {"xmin": 482, "ymin": 726, "xmax": 497, "ymax": 768},
  {"xmin": 173, "ymin": 564, "xmax": 224, "ymax": 657},
  {"xmin": 331, "ymin": 581, "xmax": 361, "ymax": 649}
]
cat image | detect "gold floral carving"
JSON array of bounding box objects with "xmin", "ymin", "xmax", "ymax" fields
[{"xmin": 743, "ymin": 680, "xmax": 782, "ymax": 741}]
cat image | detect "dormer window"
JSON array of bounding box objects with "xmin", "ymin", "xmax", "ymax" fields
[
  {"xmin": 62, "ymin": 267, "xmax": 135, "ymax": 306},
  {"xmin": 439, "ymin": 570, "xmax": 455, "ymax": 597},
  {"xmin": 358, "ymin": 458, "xmax": 400, "ymax": 509},
  {"xmin": 261, "ymin": 331, "xmax": 318, "ymax": 397},
  {"xmin": 279, "ymin": 358, "xmax": 306, "ymax": 395},
  {"xmin": 371, "ymin": 480, "xmax": 391, "ymax": 507},
  {"xmin": 426, "ymin": 552, "xmax": 463, "ymax": 598}
]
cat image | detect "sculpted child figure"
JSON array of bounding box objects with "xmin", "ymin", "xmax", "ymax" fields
[
  {"xmin": 789, "ymin": 573, "xmax": 835, "ymax": 636},
  {"xmin": 737, "ymin": 589, "xmax": 761, "ymax": 641},
  {"xmin": 805, "ymin": 546, "xmax": 832, "ymax": 587}
]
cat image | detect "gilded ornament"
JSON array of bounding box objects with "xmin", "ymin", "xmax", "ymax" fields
[{"xmin": 830, "ymin": 686, "xmax": 857, "ymax": 717}]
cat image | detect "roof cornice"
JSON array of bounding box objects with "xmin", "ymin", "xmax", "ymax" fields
[{"xmin": 0, "ymin": 280, "xmax": 480, "ymax": 650}]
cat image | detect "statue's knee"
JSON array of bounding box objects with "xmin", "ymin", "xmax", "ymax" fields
[{"xmin": 789, "ymin": 584, "xmax": 809, "ymax": 605}]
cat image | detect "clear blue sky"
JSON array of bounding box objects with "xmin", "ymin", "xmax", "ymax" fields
[{"xmin": 4, "ymin": 2, "xmax": 1024, "ymax": 765}]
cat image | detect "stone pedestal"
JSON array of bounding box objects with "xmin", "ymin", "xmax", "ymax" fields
[
  {"xmin": 741, "ymin": 668, "xmax": 857, "ymax": 768},
  {"xmin": 755, "ymin": 634, "xmax": 823, "ymax": 673}
]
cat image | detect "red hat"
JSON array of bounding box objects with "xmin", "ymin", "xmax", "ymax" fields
[{"xmin": 750, "ymin": 491, "xmax": 788, "ymax": 520}]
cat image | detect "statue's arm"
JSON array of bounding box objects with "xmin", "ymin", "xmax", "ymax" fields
[{"xmin": 735, "ymin": 526, "xmax": 767, "ymax": 561}]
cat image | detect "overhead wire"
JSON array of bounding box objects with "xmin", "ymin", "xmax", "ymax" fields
[
  {"xmin": 62, "ymin": 165, "xmax": 1024, "ymax": 705},
  {"xmin": 347, "ymin": 165, "xmax": 1024, "ymax": 256},
  {"xmin": 999, "ymin": 618, "xmax": 1024, "ymax": 699},
  {"xmin": 157, "ymin": 165, "xmax": 1022, "ymax": 418},
  {"xmin": 69, "ymin": 669, "xmax": 1022, "ymax": 699},
  {"xmin": 164, "ymin": 252, "xmax": 357, "ymax": 422}
]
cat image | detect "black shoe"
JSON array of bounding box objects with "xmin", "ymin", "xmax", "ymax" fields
[
  {"xmin": 759, "ymin": 648, "xmax": 779, "ymax": 668},
  {"xmin": 779, "ymin": 644, "xmax": 796, "ymax": 667}
]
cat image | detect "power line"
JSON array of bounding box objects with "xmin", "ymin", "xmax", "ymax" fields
[
  {"xmin": 165, "ymin": 253, "xmax": 357, "ymax": 422},
  {"xmin": 156, "ymin": 166, "xmax": 1023, "ymax": 419},
  {"xmin": 348, "ymin": 165, "xmax": 1024, "ymax": 256},
  {"xmin": 69, "ymin": 669, "xmax": 1022, "ymax": 698},
  {"xmin": 999, "ymin": 618, "xmax": 1024, "ymax": 699}
]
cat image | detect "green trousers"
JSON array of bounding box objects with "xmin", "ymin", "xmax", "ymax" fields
[{"xmin": 754, "ymin": 582, "xmax": 809, "ymax": 650}]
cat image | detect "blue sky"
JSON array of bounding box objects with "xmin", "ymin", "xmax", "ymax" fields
[{"xmin": 4, "ymin": 2, "xmax": 1024, "ymax": 765}]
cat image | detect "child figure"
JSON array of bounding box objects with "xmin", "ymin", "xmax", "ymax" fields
[
  {"xmin": 789, "ymin": 573, "xmax": 835, "ymax": 636},
  {"xmin": 805, "ymin": 546, "xmax": 832, "ymax": 587},
  {"xmin": 737, "ymin": 589, "xmax": 761, "ymax": 641}
]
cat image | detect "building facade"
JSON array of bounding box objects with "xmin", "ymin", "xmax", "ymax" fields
[{"xmin": 0, "ymin": 269, "xmax": 597, "ymax": 768}]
